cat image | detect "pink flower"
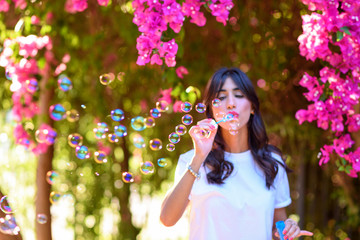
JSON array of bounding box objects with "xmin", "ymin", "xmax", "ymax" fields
[
  {"xmin": 97, "ymin": 142, "xmax": 112, "ymax": 155},
  {"xmin": 12, "ymin": 0, "xmax": 27, "ymax": 9},
  {"xmin": 158, "ymin": 88, "xmax": 173, "ymax": 104},
  {"xmin": 0, "ymin": 0, "xmax": 9, "ymax": 12},
  {"xmin": 176, "ymin": 66, "xmax": 189, "ymax": 79},
  {"xmin": 172, "ymin": 100, "xmax": 183, "ymax": 113},
  {"xmin": 150, "ymin": 54, "xmax": 163, "ymax": 65},
  {"xmin": 31, "ymin": 16, "xmax": 40, "ymax": 25},
  {"xmin": 97, "ymin": 0, "xmax": 109, "ymax": 6}
]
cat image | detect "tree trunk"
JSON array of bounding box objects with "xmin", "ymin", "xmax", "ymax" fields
[
  {"xmin": 35, "ymin": 63, "xmax": 54, "ymax": 240},
  {"xmin": 0, "ymin": 190, "xmax": 23, "ymax": 240}
]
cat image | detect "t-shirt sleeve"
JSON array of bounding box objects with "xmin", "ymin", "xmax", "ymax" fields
[
  {"xmin": 174, "ymin": 150, "xmax": 194, "ymax": 184},
  {"xmin": 273, "ymin": 154, "xmax": 292, "ymax": 208}
]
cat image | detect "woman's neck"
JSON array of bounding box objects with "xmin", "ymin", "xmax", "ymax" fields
[{"xmin": 221, "ymin": 127, "xmax": 250, "ymax": 153}]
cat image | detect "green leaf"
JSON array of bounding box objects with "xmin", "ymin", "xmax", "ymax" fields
[
  {"xmin": 340, "ymin": 27, "xmax": 352, "ymax": 36},
  {"xmin": 338, "ymin": 166, "xmax": 345, "ymax": 171},
  {"xmin": 341, "ymin": 158, "xmax": 347, "ymax": 166},
  {"xmin": 336, "ymin": 31, "xmax": 344, "ymax": 41},
  {"xmin": 335, "ymin": 159, "xmax": 341, "ymax": 167},
  {"xmin": 345, "ymin": 165, "xmax": 353, "ymax": 174}
]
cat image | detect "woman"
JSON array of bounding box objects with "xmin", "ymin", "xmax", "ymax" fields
[{"xmin": 160, "ymin": 67, "xmax": 313, "ymax": 240}]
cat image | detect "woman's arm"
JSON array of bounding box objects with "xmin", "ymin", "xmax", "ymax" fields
[{"xmin": 160, "ymin": 155, "xmax": 204, "ymax": 227}]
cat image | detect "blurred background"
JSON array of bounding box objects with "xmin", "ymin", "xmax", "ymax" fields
[{"xmin": 0, "ymin": 0, "xmax": 359, "ymax": 239}]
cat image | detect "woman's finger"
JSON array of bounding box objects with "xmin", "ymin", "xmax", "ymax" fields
[{"xmin": 298, "ymin": 230, "xmax": 314, "ymax": 236}]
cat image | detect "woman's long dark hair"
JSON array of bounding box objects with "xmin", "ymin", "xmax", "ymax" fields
[{"xmin": 203, "ymin": 67, "xmax": 291, "ymax": 189}]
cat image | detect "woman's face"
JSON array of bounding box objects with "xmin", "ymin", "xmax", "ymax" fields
[{"xmin": 211, "ymin": 77, "xmax": 253, "ymax": 131}]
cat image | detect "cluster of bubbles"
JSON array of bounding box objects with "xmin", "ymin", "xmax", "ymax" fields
[
  {"xmin": 0, "ymin": 214, "xmax": 20, "ymax": 235},
  {"xmin": 99, "ymin": 72, "xmax": 125, "ymax": 85}
]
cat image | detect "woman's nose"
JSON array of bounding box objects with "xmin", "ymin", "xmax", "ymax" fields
[{"xmin": 226, "ymin": 94, "xmax": 236, "ymax": 109}]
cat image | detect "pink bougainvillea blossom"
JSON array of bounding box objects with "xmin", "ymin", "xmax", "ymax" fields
[{"xmin": 176, "ymin": 66, "xmax": 189, "ymax": 79}]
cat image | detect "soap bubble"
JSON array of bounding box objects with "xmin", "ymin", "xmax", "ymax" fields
[
  {"xmin": 68, "ymin": 133, "xmax": 83, "ymax": 148},
  {"xmin": 157, "ymin": 158, "xmax": 168, "ymax": 167},
  {"xmin": 49, "ymin": 192, "xmax": 61, "ymax": 204},
  {"xmin": 195, "ymin": 103, "xmax": 206, "ymax": 113},
  {"xmin": 181, "ymin": 101, "xmax": 192, "ymax": 113},
  {"xmin": 111, "ymin": 109, "xmax": 125, "ymax": 122},
  {"xmin": 140, "ymin": 161, "xmax": 154, "ymax": 175},
  {"xmin": 229, "ymin": 129, "xmax": 238, "ymax": 135},
  {"xmin": 214, "ymin": 112, "xmax": 226, "ymax": 122},
  {"xmin": 99, "ymin": 73, "xmax": 114, "ymax": 85},
  {"xmin": 0, "ymin": 215, "xmax": 20, "ymax": 235},
  {"xmin": 114, "ymin": 125, "xmax": 127, "ymax": 137},
  {"xmin": 175, "ymin": 124, "xmax": 187, "ymax": 135},
  {"xmin": 144, "ymin": 117, "xmax": 155, "ymax": 128},
  {"xmin": 107, "ymin": 133, "xmax": 120, "ymax": 143},
  {"xmin": 35, "ymin": 128, "xmax": 57, "ymax": 145},
  {"xmin": 46, "ymin": 171, "xmax": 59, "ymax": 185},
  {"xmin": 5, "ymin": 69, "xmax": 12, "ymax": 80},
  {"xmin": 37, "ymin": 214, "xmax": 48, "ymax": 224},
  {"xmin": 132, "ymin": 134, "xmax": 145, "ymax": 148},
  {"xmin": 131, "ymin": 116, "xmax": 146, "ymax": 131},
  {"xmin": 81, "ymin": 104, "xmax": 86, "ymax": 109},
  {"xmin": 194, "ymin": 128, "xmax": 210, "ymax": 139},
  {"xmin": 66, "ymin": 109, "xmax": 79, "ymax": 122},
  {"xmin": 182, "ymin": 114, "xmax": 193, "ymax": 125},
  {"xmin": 149, "ymin": 138, "xmax": 162, "ymax": 151},
  {"xmin": 156, "ymin": 100, "xmax": 169, "ymax": 112},
  {"xmin": 166, "ymin": 143, "xmax": 175, "ymax": 152},
  {"xmin": 25, "ymin": 79, "xmax": 38, "ymax": 93},
  {"xmin": 75, "ymin": 145, "xmax": 90, "ymax": 159},
  {"xmin": 0, "ymin": 196, "xmax": 14, "ymax": 214},
  {"xmin": 169, "ymin": 132, "xmax": 180, "ymax": 144},
  {"xmin": 150, "ymin": 108, "xmax": 161, "ymax": 118},
  {"xmin": 94, "ymin": 122, "xmax": 109, "ymax": 139},
  {"xmin": 49, "ymin": 104, "xmax": 66, "ymax": 121},
  {"xmin": 94, "ymin": 151, "xmax": 107, "ymax": 164},
  {"xmin": 212, "ymin": 98, "xmax": 221, "ymax": 108},
  {"xmin": 122, "ymin": 172, "xmax": 134, "ymax": 183},
  {"xmin": 117, "ymin": 72, "xmax": 125, "ymax": 81},
  {"xmin": 58, "ymin": 74, "xmax": 72, "ymax": 91}
]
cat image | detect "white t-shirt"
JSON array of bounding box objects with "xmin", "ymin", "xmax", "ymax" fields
[{"xmin": 174, "ymin": 149, "xmax": 292, "ymax": 240}]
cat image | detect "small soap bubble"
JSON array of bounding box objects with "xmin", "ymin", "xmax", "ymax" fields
[
  {"xmin": 108, "ymin": 133, "xmax": 120, "ymax": 143},
  {"xmin": 166, "ymin": 143, "xmax": 175, "ymax": 152},
  {"xmin": 94, "ymin": 151, "xmax": 107, "ymax": 164},
  {"xmin": 99, "ymin": 73, "xmax": 114, "ymax": 85},
  {"xmin": 117, "ymin": 72, "xmax": 125, "ymax": 81},
  {"xmin": 150, "ymin": 108, "xmax": 161, "ymax": 118},
  {"xmin": 157, "ymin": 158, "xmax": 168, "ymax": 167},
  {"xmin": 175, "ymin": 124, "xmax": 187, "ymax": 135},
  {"xmin": 49, "ymin": 104, "xmax": 66, "ymax": 121},
  {"xmin": 111, "ymin": 109, "xmax": 125, "ymax": 122},
  {"xmin": 94, "ymin": 122, "xmax": 109, "ymax": 139},
  {"xmin": 131, "ymin": 116, "xmax": 146, "ymax": 131},
  {"xmin": 212, "ymin": 98, "xmax": 221, "ymax": 108},
  {"xmin": 46, "ymin": 171, "xmax": 59, "ymax": 185},
  {"xmin": 81, "ymin": 104, "xmax": 86, "ymax": 109},
  {"xmin": 195, "ymin": 103, "xmax": 206, "ymax": 113},
  {"xmin": 35, "ymin": 129, "xmax": 49, "ymax": 143},
  {"xmin": 5, "ymin": 69, "xmax": 12, "ymax": 80},
  {"xmin": 169, "ymin": 132, "xmax": 180, "ymax": 144},
  {"xmin": 140, "ymin": 161, "xmax": 155, "ymax": 175},
  {"xmin": 49, "ymin": 192, "xmax": 61, "ymax": 204},
  {"xmin": 181, "ymin": 101, "xmax": 192, "ymax": 113},
  {"xmin": 0, "ymin": 215, "xmax": 20, "ymax": 235},
  {"xmin": 114, "ymin": 125, "xmax": 127, "ymax": 137},
  {"xmin": 182, "ymin": 114, "xmax": 193, "ymax": 125},
  {"xmin": 45, "ymin": 129, "xmax": 57, "ymax": 145},
  {"xmin": 215, "ymin": 112, "xmax": 226, "ymax": 122},
  {"xmin": 122, "ymin": 172, "xmax": 134, "ymax": 183},
  {"xmin": 58, "ymin": 74, "xmax": 72, "ymax": 92},
  {"xmin": 75, "ymin": 145, "xmax": 90, "ymax": 159},
  {"xmin": 66, "ymin": 109, "xmax": 79, "ymax": 122},
  {"xmin": 25, "ymin": 79, "xmax": 38, "ymax": 93},
  {"xmin": 144, "ymin": 117, "xmax": 155, "ymax": 128},
  {"xmin": 156, "ymin": 100, "xmax": 169, "ymax": 112},
  {"xmin": 132, "ymin": 134, "xmax": 145, "ymax": 148},
  {"xmin": 0, "ymin": 196, "xmax": 14, "ymax": 214},
  {"xmin": 149, "ymin": 138, "xmax": 162, "ymax": 151},
  {"xmin": 68, "ymin": 133, "xmax": 83, "ymax": 148},
  {"xmin": 37, "ymin": 214, "xmax": 48, "ymax": 224}
]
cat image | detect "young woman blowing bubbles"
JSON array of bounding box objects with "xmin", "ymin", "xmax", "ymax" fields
[{"xmin": 160, "ymin": 67, "xmax": 313, "ymax": 240}]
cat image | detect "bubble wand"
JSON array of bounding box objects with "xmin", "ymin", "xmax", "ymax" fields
[{"xmin": 275, "ymin": 221, "xmax": 286, "ymax": 240}]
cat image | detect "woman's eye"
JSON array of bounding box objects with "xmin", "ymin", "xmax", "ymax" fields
[
  {"xmin": 218, "ymin": 96, "xmax": 226, "ymax": 100},
  {"xmin": 235, "ymin": 95, "xmax": 244, "ymax": 98}
]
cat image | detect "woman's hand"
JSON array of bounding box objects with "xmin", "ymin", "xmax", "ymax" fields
[
  {"xmin": 188, "ymin": 118, "xmax": 218, "ymax": 161},
  {"xmin": 275, "ymin": 219, "xmax": 313, "ymax": 240}
]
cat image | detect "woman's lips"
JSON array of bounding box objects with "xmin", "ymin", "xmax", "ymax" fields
[{"xmin": 228, "ymin": 111, "xmax": 239, "ymax": 118}]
